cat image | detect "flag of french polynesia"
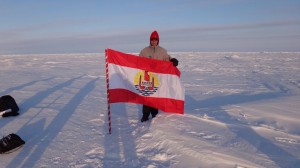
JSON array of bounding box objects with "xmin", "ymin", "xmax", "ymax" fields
[{"xmin": 106, "ymin": 49, "xmax": 185, "ymax": 114}]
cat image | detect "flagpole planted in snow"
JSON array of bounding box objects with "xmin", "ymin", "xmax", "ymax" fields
[
  {"xmin": 105, "ymin": 49, "xmax": 112, "ymax": 134},
  {"xmin": 105, "ymin": 48, "xmax": 184, "ymax": 133},
  {"xmin": 106, "ymin": 48, "xmax": 184, "ymax": 114}
]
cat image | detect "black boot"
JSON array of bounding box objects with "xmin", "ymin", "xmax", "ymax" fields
[
  {"xmin": 151, "ymin": 109, "xmax": 158, "ymax": 118},
  {"xmin": 149, "ymin": 106, "xmax": 158, "ymax": 118},
  {"xmin": 141, "ymin": 117, "xmax": 149, "ymax": 122}
]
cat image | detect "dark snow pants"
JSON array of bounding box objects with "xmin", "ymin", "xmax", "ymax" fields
[{"xmin": 142, "ymin": 105, "xmax": 158, "ymax": 119}]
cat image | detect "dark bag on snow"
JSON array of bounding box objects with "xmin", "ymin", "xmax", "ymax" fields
[
  {"xmin": 0, "ymin": 133, "xmax": 25, "ymax": 154},
  {"xmin": 0, "ymin": 95, "xmax": 19, "ymax": 117}
]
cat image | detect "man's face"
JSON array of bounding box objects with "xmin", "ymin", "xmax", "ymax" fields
[{"xmin": 150, "ymin": 38, "xmax": 158, "ymax": 46}]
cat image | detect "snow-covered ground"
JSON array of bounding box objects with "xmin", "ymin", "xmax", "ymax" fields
[{"xmin": 1, "ymin": 52, "xmax": 300, "ymax": 168}]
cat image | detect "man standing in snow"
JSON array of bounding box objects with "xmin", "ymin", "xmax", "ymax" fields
[{"xmin": 139, "ymin": 30, "xmax": 179, "ymax": 122}]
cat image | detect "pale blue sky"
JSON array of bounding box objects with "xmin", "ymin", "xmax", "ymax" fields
[{"xmin": 0, "ymin": 0, "xmax": 299, "ymax": 54}]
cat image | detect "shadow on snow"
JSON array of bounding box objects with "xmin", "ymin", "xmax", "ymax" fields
[
  {"xmin": 185, "ymin": 91, "xmax": 300, "ymax": 167},
  {"xmin": 5, "ymin": 76, "xmax": 98, "ymax": 168}
]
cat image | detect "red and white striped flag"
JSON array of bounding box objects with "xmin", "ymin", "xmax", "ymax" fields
[{"xmin": 106, "ymin": 48, "xmax": 184, "ymax": 114}]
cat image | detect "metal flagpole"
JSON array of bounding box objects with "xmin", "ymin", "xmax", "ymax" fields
[{"xmin": 105, "ymin": 49, "xmax": 112, "ymax": 134}]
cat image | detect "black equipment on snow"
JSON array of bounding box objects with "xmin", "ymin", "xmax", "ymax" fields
[
  {"xmin": 0, "ymin": 133, "xmax": 25, "ymax": 154},
  {"xmin": 0, "ymin": 95, "xmax": 20, "ymax": 117}
]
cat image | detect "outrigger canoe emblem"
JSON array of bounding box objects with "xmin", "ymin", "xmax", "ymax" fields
[{"xmin": 134, "ymin": 70, "xmax": 159, "ymax": 96}]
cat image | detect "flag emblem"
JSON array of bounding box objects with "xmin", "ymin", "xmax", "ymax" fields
[{"xmin": 134, "ymin": 70, "xmax": 159, "ymax": 96}]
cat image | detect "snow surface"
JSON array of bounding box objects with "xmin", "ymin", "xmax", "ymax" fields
[{"xmin": 1, "ymin": 52, "xmax": 300, "ymax": 168}]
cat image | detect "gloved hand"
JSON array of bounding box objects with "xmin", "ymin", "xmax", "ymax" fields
[{"xmin": 170, "ymin": 58, "xmax": 178, "ymax": 67}]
